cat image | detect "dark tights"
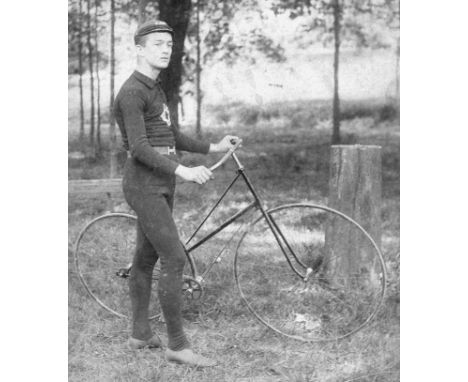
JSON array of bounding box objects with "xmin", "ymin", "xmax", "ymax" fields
[{"xmin": 123, "ymin": 158, "xmax": 190, "ymax": 351}]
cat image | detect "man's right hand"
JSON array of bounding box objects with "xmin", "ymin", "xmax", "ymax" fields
[{"xmin": 175, "ymin": 165, "xmax": 213, "ymax": 184}]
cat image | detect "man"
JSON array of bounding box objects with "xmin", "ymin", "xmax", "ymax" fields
[{"xmin": 113, "ymin": 20, "xmax": 239, "ymax": 367}]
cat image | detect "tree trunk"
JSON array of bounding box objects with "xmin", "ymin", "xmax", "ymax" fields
[
  {"xmin": 78, "ymin": 0, "xmax": 85, "ymax": 142},
  {"xmin": 138, "ymin": 0, "xmax": 150, "ymax": 24},
  {"xmin": 94, "ymin": 0, "xmax": 102, "ymax": 155},
  {"xmin": 158, "ymin": 0, "xmax": 192, "ymax": 130},
  {"xmin": 395, "ymin": 0, "xmax": 400, "ymax": 100},
  {"xmin": 195, "ymin": 0, "xmax": 202, "ymax": 138},
  {"xmin": 395, "ymin": 35, "xmax": 400, "ymax": 100},
  {"xmin": 109, "ymin": 0, "xmax": 117, "ymax": 177},
  {"xmin": 325, "ymin": 145, "xmax": 382, "ymax": 285},
  {"xmin": 331, "ymin": 0, "xmax": 341, "ymax": 145},
  {"xmin": 86, "ymin": 0, "xmax": 95, "ymax": 148}
]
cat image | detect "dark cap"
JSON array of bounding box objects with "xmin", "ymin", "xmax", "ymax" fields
[{"xmin": 134, "ymin": 20, "xmax": 174, "ymax": 44}]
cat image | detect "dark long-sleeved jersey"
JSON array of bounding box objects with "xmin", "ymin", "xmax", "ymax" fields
[{"xmin": 114, "ymin": 70, "xmax": 209, "ymax": 174}]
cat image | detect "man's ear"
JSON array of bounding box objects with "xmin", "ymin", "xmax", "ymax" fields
[{"xmin": 135, "ymin": 44, "xmax": 143, "ymax": 55}]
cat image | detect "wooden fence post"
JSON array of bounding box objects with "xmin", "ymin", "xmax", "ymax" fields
[{"xmin": 324, "ymin": 145, "xmax": 382, "ymax": 284}]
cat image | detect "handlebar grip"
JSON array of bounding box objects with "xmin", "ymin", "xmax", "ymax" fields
[{"xmin": 209, "ymin": 139, "xmax": 243, "ymax": 172}]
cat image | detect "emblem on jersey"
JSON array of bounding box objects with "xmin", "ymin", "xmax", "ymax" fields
[{"xmin": 161, "ymin": 104, "xmax": 171, "ymax": 126}]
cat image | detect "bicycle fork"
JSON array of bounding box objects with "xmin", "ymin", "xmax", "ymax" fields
[{"xmin": 238, "ymin": 168, "xmax": 312, "ymax": 282}]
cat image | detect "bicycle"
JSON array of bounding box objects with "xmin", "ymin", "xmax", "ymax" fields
[{"xmin": 73, "ymin": 141, "xmax": 387, "ymax": 343}]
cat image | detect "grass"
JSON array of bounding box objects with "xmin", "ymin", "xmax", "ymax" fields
[{"xmin": 69, "ymin": 99, "xmax": 399, "ymax": 381}]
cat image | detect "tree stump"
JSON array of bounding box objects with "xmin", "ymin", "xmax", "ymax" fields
[{"xmin": 324, "ymin": 145, "xmax": 382, "ymax": 286}]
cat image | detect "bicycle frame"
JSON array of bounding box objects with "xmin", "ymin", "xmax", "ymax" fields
[
  {"xmin": 74, "ymin": 146, "xmax": 388, "ymax": 340},
  {"xmin": 183, "ymin": 152, "xmax": 309, "ymax": 282}
]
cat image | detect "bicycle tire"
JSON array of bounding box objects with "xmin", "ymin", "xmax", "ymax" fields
[
  {"xmin": 73, "ymin": 213, "xmax": 196, "ymax": 320},
  {"xmin": 234, "ymin": 203, "xmax": 387, "ymax": 342}
]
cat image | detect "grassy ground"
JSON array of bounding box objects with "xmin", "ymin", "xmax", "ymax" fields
[{"xmin": 69, "ymin": 100, "xmax": 399, "ymax": 381}]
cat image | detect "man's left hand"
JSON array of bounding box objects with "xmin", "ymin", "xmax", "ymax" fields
[{"xmin": 210, "ymin": 135, "xmax": 241, "ymax": 153}]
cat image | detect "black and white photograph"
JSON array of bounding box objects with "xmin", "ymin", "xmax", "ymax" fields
[{"xmin": 67, "ymin": 0, "xmax": 400, "ymax": 380}]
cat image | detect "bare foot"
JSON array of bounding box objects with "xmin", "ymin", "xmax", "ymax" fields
[
  {"xmin": 127, "ymin": 334, "xmax": 163, "ymax": 350},
  {"xmin": 165, "ymin": 348, "xmax": 217, "ymax": 367}
]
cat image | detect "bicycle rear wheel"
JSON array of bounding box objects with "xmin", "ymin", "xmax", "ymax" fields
[
  {"xmin": 73, "ymin": 213, "xmax": 196, "ymax": 319},
  {"xmin": 234, "ymin": 203, "xmax": 387, "ymax": 342}
]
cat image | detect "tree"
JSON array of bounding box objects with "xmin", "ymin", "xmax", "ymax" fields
[
  {"xmin": 158, "ymin": 0, "xmax": 192, "ymax": 130},
  {"xmin": 382, "ymin": 0, "xmax": 399, "ymax": 99},
  {"xmin": 341, "ymin": 0, "xmax": 399, "ymax": 99},
  {"xmin": 138, "ymin": 0, "xmax": 150, "ymax": 23},
  {"xmin": 191, "ymin": 1, "xmax": 285, "ymax": 65},
  {"xmin": 94, "ymin": 0, "xmax": 102, "ymax": 154},
  {"xmin": 272, "ymin": 0, "xmax": 399, "ymax": 144},
  {"xmin": 78, "ymin": 0, "xmax": 85, "ymax": 142},
  {"xmin": 86, "ymin": 0, "xmax": 96, "ymax": 148},
  {"xmin": 332, "ymin": 0, "xmax": 341, "ymax": 144},
  {"xmin": 195, "ymin": 0, "xmax": 202, "ymax": 138},
  {"xmin": 109, "ymin": 0, "xmax": 117, "ymax": 177},
  {"xmin": 183, "ymin": 0, "xmax": 286, "ymax": 136}
]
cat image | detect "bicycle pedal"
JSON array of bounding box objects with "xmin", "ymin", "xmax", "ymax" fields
[{"xmin": 116, "ymin": 268, "xmax": 130, "ymax": 278}]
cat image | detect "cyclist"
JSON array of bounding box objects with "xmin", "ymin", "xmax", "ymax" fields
[{"xmin": 113, "ymin": 20, "xmax": 239, "ymax": 367}]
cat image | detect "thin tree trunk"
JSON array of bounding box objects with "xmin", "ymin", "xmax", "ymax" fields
[
  {"xmin": 395, "ymin": 36, "xmax": 399, "ymax": 99},
  {"xmin": 395, "ymin": 0, "xmax": 400, "ymax": 100},
  {"xmin": 78, "ymin": 0, "xmax": 85, "ymax": 142},
  {"xmin": 158, "ymin": 0, "xmax": 192, "ymax": 129},
  {"xmin": 94, "ymin": 0, "xmax": 102, "ymax": 155},
  {"xmin": 86, "ymin": 0, "xmax": 95, "ymax": 148},
  {"xmin": 109, "ymin": 0, "xmax": 117, "ymax": 177},
  {"xmin": 331, "ymin": 0, "xmax": 341, "ymax": 145},
  {"xmin": 195, "ymin": 0, "xmax": 202, "ymax": 138}
]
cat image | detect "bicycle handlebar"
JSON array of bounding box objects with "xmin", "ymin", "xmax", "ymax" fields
[{"xmin": 209, "ymin": 139, "xmax": 243, "ymax": 172}]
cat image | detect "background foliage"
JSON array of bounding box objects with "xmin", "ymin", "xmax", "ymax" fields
[{"xmin": 68, "ymin": 0, "xmax": 399, "ymax": 156}]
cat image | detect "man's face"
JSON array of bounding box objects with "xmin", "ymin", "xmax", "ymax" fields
[{"xmin": 137, "ymin": 32, "xmax": 173, "ymax": 70}]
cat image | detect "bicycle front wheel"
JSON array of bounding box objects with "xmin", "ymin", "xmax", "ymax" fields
[{"xmin": 234, "ymin": 203, "xmax": 387, "ymax": 342}]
